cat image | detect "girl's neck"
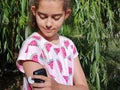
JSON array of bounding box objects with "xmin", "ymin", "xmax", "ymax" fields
[
  {"xmin": 37, "ymin": 31, "xmax": 60, "ymax": 45},
  {"xmin": 46, "ymin": 35, "xmax": 60, "ymax": 45}
]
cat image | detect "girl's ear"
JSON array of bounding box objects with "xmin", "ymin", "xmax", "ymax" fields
[
  {"xmin": 31, "ymin": 6, "xmax": 36, "ymax": 16},
  {"xmin": 65, "ymin": 9, "xmax": 71, "ymax": 20}
]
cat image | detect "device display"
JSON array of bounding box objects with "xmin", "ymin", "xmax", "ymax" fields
[{"xmin": 33, "ymin": 68, "xmax": 47, "ymax": 83}]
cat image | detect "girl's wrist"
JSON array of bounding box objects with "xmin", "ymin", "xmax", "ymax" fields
[{"xmin": 57, "ymin": 83, "xmax": 61, "ymax": 90}]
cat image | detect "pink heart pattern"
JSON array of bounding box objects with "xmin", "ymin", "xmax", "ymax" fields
[
  {"xmin": 28, "ymin": 40, "xmax": 37, "ymax": 46},
  {"xmin": 54, "ymin": 48, "xmax": 60, "ymax": 54},
  {"xmin": 48, "ymin": 60, "xmax": 54, "ymax": 69},
  {"xmin": 69, "ymin": 67, "xmax": 72, "ymax": 75},
  {"xmin": 45, "ymin": 43, "xmax": 52, "ymax": 52},
  {"xmin": 32, "ymin": 54, "xmax": 38, "ymax": 62},
  {"xmin": 27, "ymin": 85, "xmax": 31, "ymax": 90},
  {"xmin": 32, "ymin": 35, "xmax": 41, "ymax": 40},
  {"xmin": 57, "ymin": 60, "xmax": 63, "ymax": 72},
  {"xmin": 68, "ymin": 56, "xmax": 72, "ymax": 61},
  {"xmin": 63, "ymin": 76, "xmax": 69, "ymax": 83},
  {"xmin": 70, "ymin": 45, "xmax": 77, "ymax": 54},
  {"xmin": 64, "ymin": 40, "xmax": 70, "ymax": 48},
  {"xmin": 61, "ymin": 47, "xmax": 66, "ymax": 58}
]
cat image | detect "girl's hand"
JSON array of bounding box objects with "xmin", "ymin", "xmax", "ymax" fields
[{"xmin": 32, "ymin": 75, "xmax": 59, "ymax": 90}]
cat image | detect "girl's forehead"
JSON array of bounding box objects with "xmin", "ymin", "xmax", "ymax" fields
[
  {"xmin": 39, "ymin": 0, "xmax": 64, "ymax": 4},
  {"xmin": 40, "ymin": 0, "xmax": 64, "ymax": 1},
  {"xmin": 40, "ymin": 0, "xmax": 63, "ymax": 1},
  {"xmin": 38, "ymin": 0, "xmax": 64, "ymax": 8},
  {"xmin": 37, "ymin": 0, "xmax": 65, "ymax": 13}
]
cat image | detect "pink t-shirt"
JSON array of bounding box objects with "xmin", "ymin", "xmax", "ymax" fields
[{"xmin": 16, "ymin": 32, "xmax": 78, "ymax": 90}]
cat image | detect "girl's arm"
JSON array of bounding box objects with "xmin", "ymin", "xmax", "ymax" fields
[
  {"xmin": 22, "ymin": 57, "xmax": 89, "ymax": 90},
  {"xmin": 58, "ymin": 56, "xmax": 89, "ymax": 90},
  {"xmin": 22, "ymin": 60, "xmax": 43, "ymax": 78}
]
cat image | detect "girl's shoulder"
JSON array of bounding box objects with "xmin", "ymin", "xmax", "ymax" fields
[
  {"xmin": 22, "ymin": 32, "xmax": 42, "ymax": 46},
  {"xmin": 59, "ymin": 35, "xmax": 75, "ymax": 45}
]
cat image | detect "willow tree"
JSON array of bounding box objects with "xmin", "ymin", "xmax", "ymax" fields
[
  {"xmin": 0, "ymin": 0, "xmax": 29, "ymax": 63},
  {"xmin": 61, "ymin": 0, "xmax": 120, "ymax": 90}
]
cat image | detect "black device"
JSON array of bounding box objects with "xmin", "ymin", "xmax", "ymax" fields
[{"xmin": 33, "ymin": 68, "xmax": 47, "ymax": 83}]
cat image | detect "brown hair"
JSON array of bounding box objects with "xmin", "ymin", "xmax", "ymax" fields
[{"xmin": 29, "ymin": 0, "xmax": 71, "ymax": 30}]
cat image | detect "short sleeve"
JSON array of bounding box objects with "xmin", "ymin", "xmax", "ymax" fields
[
  {"xmin": 16, "ymin": 40, "xmax": 45, "ymax": 73},
  {"xmin": 69, "ymin": 40, "xmax": 79, "ymax": 59},
  {"xmin": 62, "ymin": 36, "xmax": 78, "ymax": 60}
]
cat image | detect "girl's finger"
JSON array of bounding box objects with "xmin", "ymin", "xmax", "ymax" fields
[
  {"xmin": 33, "ymin": 75, "xmax": 47, "ymax": 81},
  {"xmin": 32, "ymin": 80, "xmax": 50, "ymax": 88}
]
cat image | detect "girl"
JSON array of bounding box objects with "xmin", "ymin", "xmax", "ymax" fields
[{"xmin": 16, "ymin": 0, "xmax": 89, "ymax": 90}]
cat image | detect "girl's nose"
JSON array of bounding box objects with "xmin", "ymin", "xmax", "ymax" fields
[{"xmin": 46, "ymin": 17, "xmax": 52, "ymax": 29}]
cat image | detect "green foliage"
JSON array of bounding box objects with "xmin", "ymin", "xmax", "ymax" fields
[
  {"xmin": 0, "ymin": 0, "xmax": 29, "ymax": 62},
  {"xmin": 61, "ymin": 0, "xmax": 120, "ymax": 90},
  {"xmin": 0, "ymin": 0, "xmax": 120, "ymax": 90}
]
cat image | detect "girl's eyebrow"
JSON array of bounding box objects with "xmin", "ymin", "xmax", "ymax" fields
[
  {"xmin": 38, "ymin": 11, "xmax": 63, "ymax": 16},
  {"xmin": 38, "ymin": 12, "xmax": 47, "ymax": 16}
]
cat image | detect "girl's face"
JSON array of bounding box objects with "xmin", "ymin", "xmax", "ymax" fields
[{"xmin": 31, "ymin": 0, "xmax": 71, "ymax": 41}]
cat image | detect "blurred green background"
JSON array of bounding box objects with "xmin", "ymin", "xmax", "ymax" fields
[{"xmin": 0, "ymin": 0, "xmax": 120, "ymax": 90}]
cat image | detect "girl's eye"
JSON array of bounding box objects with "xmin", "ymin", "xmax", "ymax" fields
[
  {"xmin": 40, "ymin": 14, "xmax": 48, "ymax": 19},
  {"xmin": 37, "ymin": 12, "xmax": 63, "ymax": 20},
  {"xmin": 52, "ymin": 15, "xmax": 61, "ymax": 20},
  {"xmin": 38, "ymin": 13, "xmax": 48, "ymax": 19}
]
